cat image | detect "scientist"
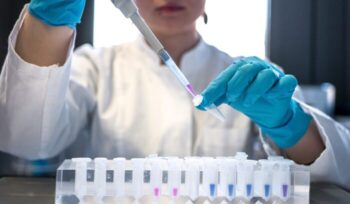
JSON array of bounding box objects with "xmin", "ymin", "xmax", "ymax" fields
[{"xmin": 0, "ymin": 0, "xmax": 350, "ymax": 190}]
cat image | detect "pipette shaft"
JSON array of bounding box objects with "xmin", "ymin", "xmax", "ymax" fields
[{"xmin": 112, "ymin": 0, "xmax": 225, "ymax": 121}]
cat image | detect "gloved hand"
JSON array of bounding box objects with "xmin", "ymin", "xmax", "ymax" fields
[
  {"xmin": 197, "ymin": 57, "xmax": 312, "ymax": 148},
  {"xmin": 29, "ymin": 0, "xmax": 86, "ymax": 28}
]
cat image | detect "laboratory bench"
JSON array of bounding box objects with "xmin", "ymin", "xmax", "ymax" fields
[{"xmin": 0, "ymin": 177, "xmax": 349, "ymax": 204}]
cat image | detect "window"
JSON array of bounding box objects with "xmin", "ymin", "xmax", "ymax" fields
[{"xmin": 94, "ymin": 0, "xmax": 268, "ymax": 58}]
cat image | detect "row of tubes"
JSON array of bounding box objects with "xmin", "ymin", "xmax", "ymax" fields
[{"xmin": 66, "ymin": 153, "xmax": 294, "ymax": 203}]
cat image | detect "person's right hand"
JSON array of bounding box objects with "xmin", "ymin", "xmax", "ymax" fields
[{"xmin": 29, "ymin": 0, "xmax": 86, "ymax": 29}]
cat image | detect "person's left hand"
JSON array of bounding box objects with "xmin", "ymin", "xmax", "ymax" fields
[{"xmin": 197, "ymin": 57, "xmax": 312, "ymax": 148}]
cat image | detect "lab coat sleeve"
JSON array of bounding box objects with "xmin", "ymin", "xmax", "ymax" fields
[
  {"xmin": 298, "ymin": 101, "xmax": 350, "ymax": 190},
  {"xmin": 290, "ymin": 86, "xmax": 350, "ymax": 190},
  {"xmin": 0, "ymin": 5, "xmax": 97, "ymax": 160}
]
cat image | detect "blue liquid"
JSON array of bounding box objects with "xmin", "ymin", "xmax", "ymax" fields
[
  {"xmin": 209, "ymin": 184, "xmax": 216, "ymax": 197},
  {"xmin": 264, "ymin": 184, "xmax": 270, "ymax": 198},
  {"xmin": 246, "ymin": 184, "xmax": 252, "ymax": 197},
  {"xmin": 228, "ymin": 184, "xmax": 235, "ymax": 197}
]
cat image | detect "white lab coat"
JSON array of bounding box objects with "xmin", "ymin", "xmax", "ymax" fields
[{"xmin": 1, "ymin": 6, "xmax": 350, "ymax": 190}]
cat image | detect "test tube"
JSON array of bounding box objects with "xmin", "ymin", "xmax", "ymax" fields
[
  {"xmin": 192, "ymin": 95, "xmax": 225, "ymax": 122},
  {"xmin": 113, "ymin": 158, "xmax": 126, "ymax": 201},
  {"xmin": 272, "ymin": 159, "xmax": 294, "ymax": 201},
  {"xmin": 217, "ymin": 157, "xmax": 237, "ymax": 201},
  {"xmin": 94, "ymin": 158, "xmax": 108, "ymax": 202},
  {"xmin": 255, "ymin": 159, "xmax": 275, "ymax": 200},
  {"xmin": 131, "ymin": 158, "xmax": 145, "ymax": 204},
  {"xmin": 72, "ymin": 158, "xmax": 91, "ymax": 202},
  {"xmin": 235, "ymin": 153, "xmax": 257, "ymax": 199},
  {"xmin": 149, "ymin": 157, "xmax": 163, "ymax": 201},
  {"xmin": 184, "ymin": 157, "xmax": 200, "ymax": 202},
  {"xmin": 202, "ymin": 158, "xmax": 218, "ymax": 201},
  {"xmin": 167, "ymin": 158, "xmax": 183, "ymax": 202}
]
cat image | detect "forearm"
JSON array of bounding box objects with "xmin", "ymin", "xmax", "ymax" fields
[
  {"xmin": 284, "ymin": 120, "xmax": 325, "ymax": 164},
  {"xmin": 15, "ymin": 11, "xmax": 74, "ymax": 67}
]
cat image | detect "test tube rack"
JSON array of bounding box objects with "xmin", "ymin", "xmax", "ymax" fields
[{"xmin": 55, "ymin": 153, "xmax": 310, "ymax": 204}]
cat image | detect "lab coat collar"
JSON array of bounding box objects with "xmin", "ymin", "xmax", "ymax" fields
[
  {"xmin": 135, "ymin": 36, "xmax": 161, "ymax": 65},
  {"xmin": 179, "ymin": 36, "xmax": 209, "ymax": 80}
]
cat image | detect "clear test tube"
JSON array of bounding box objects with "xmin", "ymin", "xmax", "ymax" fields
[
  {"xmin": 243, "ymin": 160, "xmax": 257, "ymax": 199},
  {"xmin": 113, "ymin": 158, "xmax": 126, "ymax": 201},
  {"xmin": 167, "ymin": 158, "xmax": 183, "ymax": 201},
  {"xmin": 184, "ymin": 157, "xmax": 200, "ymax": 201},
  {"xmin": 72, "ymin": 158, "xmax": 91, "ymax": 199},
  {"xmin": 192, "ymin": 95, "xmax": 225, "ymax": 122},
  {"xmin": 94, "ymin": 158, "xmax": 108, "ymax": 201},
  {"xmin": 255, "ymin": 159, "xmax": 275, "ymax": 200},
  {"xmin": 131, "ymin": 158, "xmax": 145, "ymax": 204},
  {"xmin": 272, "ymin": 159, "xmax": 294, "ymax": 201},
  {"xmin": 235, "ymin": 152, "xmax": 257, "ymax": 199},
  {"xmin": 234, "ymin": 153, "xmax": 247, "ymax": 198},
  {"xmin": 149, "ymin": 158, "xmax": 163, "ymax": 200},
  {"xmin": 268, "ymin": 153, "xmax": 284, "ymax": 200},
  {"xmin": 217, "ymin": 157, "xmax": 237, "ymax": 201},
  {"xmin": 202, "ymin": 158, "xmax": 218, "ymax": 201}
]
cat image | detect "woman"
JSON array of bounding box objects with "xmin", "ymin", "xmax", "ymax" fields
[{"xmin": 1, "ymin": 0, "xmax": 350, "ymax": 190}]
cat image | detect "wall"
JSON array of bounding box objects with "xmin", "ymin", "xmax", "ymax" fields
[{"xmin": 268, "ymin": 0, "xmax": 350, "ymax": 115}]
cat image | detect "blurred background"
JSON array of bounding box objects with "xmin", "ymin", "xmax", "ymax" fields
[{"xmin": 0, "ymin": 0, "xmax": 349, "ymax": 176}]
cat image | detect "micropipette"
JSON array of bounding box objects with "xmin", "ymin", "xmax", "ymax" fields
[{"xmin": 111, "ymin": 0, "xmax": 225, "ymax": 122}]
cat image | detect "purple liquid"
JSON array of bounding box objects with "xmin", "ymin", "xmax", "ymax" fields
[
  {"xmin": 186, "ymin": 84, "xmax": 196, "ymax": 97},
  {"xmin": 282, "ymin": 184, "xmax": 288, "ymax": 197}
]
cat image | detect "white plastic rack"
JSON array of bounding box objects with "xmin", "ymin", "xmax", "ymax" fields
[{"xmin": 55, "ymin": 153, "xmax": 310, "ymax": 204}]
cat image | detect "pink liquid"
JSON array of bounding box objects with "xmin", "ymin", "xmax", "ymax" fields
[
  {"xmin": 154, "ymin": 188, "xmax": 160, "ymax": 197},
  {"xmin": 186, "ymin": 84, "xmax": 196, "ymax": 97},
  {"xmin": 172, "ymin": 188, "xmax": 178, "ymax": 197}
]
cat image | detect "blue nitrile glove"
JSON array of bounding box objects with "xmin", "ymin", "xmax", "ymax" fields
[
  {"xmin": 197, "ymin": 57, "xmax": 312, "ymax": 148},
  {"xmin": 29, "ymin": 0, "xmax": 86, "ymax": 28}
]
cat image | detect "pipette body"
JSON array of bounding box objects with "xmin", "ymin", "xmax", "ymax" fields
[{"xmin": 111, "ymin": 0, "xmax": 225, "ymax": 121}]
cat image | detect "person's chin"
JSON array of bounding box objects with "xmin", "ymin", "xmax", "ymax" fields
[{"xmin": 158, "ymin": 22, "xmax": 186, "ymax": 31}]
